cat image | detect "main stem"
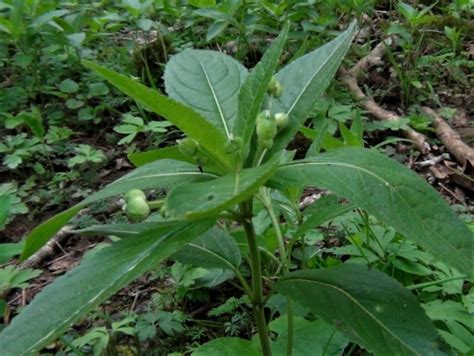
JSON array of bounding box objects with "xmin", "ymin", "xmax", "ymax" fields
[
  {"xmin": 263, "ymin": 194, "xmax": 294, "ymax": 356},
  {"xmin": 240, "ymin": 201, "xmax": 272, "ymax": 356}
]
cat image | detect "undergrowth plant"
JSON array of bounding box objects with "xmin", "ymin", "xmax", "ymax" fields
[{"xmin": 0, "ymin": 21, "xmax": 472, "ymax": 355}]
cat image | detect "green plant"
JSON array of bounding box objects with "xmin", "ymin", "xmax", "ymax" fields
[
  {"xmin": 113, "ymin": 113, "xmax": 172, "ymax": 145},
  {"xmin": 0, "ymin": 20, "xmax": 472, "ymax": 356},
  {"xmin": 69, "ymin": 315, "xmax": 136, "ymax": 356},
  {"xmin": 67, "ymin": 144, "xmax": 106, "ymax": 168}
]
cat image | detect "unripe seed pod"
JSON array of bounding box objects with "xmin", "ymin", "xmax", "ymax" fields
[
  {"xmin": 274, "ymin": 112, "xmax": 289, "ymax": 129},
  {"xmin": 178, "ymin": 137, "xmax": 198, "ymax": 157},
  {"xmin": 256, "ymin": 110, "xmax": 277, "ymax": 142},
  {"xmin": 160, "ymin": 205, "xmax": 168, "ymax": 218},
  {"xmin": 261, "ymin": 139, "xmax": 274, "ymax": 149},
  {"xmin": 224, "ymin": 136, "xmax": 243, "ymax": 154},
  {"xmin": 126, "ymin": 197, "xmax": 150, "ymax": 222},
  {"xmin": 273, "ymin": 81, "xmax": 283, "ymax": 98},
  {"xmin": 267, "ymin": 75, "xmax": 278, "ymax": 94},
  {"xmin": 256, "ymin": 109, "xmax": 272, "ymax": 124},
  {"xmin": 124, "ymin": 189, "xmax": 146, "ymax": 202}
]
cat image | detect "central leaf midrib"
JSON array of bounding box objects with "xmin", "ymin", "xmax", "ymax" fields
[{"xmin": 195, "ymin": 56, "xmax": 231, "ymax": 138}]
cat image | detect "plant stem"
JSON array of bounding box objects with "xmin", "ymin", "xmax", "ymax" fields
[
  {"xmin": 407, "ymin": 275, "xmax": 467, "ymax": 290},
  {"xmin": 261, "ymin": 190, "xmax": 293, "ymax": 356},
  {"xmin": 240, "ymin": 201, "xmax": 272, "ymax": 356}
]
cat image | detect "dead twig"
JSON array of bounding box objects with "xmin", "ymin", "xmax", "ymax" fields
[
  {"xmin": 20, "ymin": 226, "xmax": 74, "ymax": 269},
  {"xmin": 341, "ymin": 37, "xmax": 430, "ymax": 154},
  {"xmin": 19, "ymin": 200, "xmax": 124, "ymax": 269},
  {"xmin": 422, "ymin": 107, "xmax": 474, "ymax": 168}
]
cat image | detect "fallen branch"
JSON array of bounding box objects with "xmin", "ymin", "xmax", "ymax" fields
[
  {"xmin": 422, "ymin": 107, "xmax": 474, "ymax": 168},
  {"xmin": 341, "ymin": 37, "xmax": 430, "ymax": 154},
  {"xmin": 20, "ymin": 226, "xmax": 74, "ymax": 269},
  {"xmin": 19, "ymin": 200, "xmax": 124, "ymax": 268}
]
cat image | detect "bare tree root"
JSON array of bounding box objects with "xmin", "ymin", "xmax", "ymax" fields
[
  {"xmin": 341, "ymin": 37, "xmax": 430, "ymax": 154},
  {"xmin": 423, "ymin": 107, "xmax": 474, "ymax": 167}
]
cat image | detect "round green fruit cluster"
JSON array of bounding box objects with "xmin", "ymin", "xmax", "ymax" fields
[{"xmin": 124, "ymin": 189, "xmax": 150, "ymax": 222}]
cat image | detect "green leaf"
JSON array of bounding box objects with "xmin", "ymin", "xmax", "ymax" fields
[
  {"xmin": 270, "ymin": 316, "xmax": 348, "ymax": 356},
  {"xmin": 0, "ymin": 241, "xmax": 26, "ymax": 264},
  {"xmin": 166, "ymin": 155, "xmax": 280, "ymax": 220},
  {"xmin": 235, "ymin": 23, "xmax": 289, "ymax": 161},
  {"xmin": 21, "ymin": 160, "xmax": 215, "ymax": 259},
  {"xmin": 264, "ymin": 21, "xmax": 356, "ymax": 161},
  {"xmin": 75, "ymin": 222, "xmax": 168, "ymax": 238},
  {"xmin": 1, "ymin": 221, "xmax": 214, "ymax": 355},
  {"xmin": 58, "ymin": 79, "xmax": 79, "ymax": 94},
  {"xmin": 83, "ymin": 61, "xmax": 232, "ymax": 171},
  {"xmin": 18, "ymin": 108, "xmax": 45, "ymax": 139},
  {"xmin": 128, "ymin": 146, "xmax": 194, "ymax": 167},
  {"xmin": 0, "ymin": 195, "xmax": 10, "ymax": 229},
  {"xmin": 164, "ymin": 49, "xmax": 248, "ymax": 138},
  {"xmin": 206, "ymin": 21, "xmax": 228, "ymax": 42},
  {"xmin": 293, "ymin": 195, "xmax": 354, "ymax": 240},
  {"xmin": 192, "ymin": 337, "xmax": 260, "ymax": 356},
  {"xmin": 276, "ymin": 264, "xmax": 443, "ymax": 355},
  {"xmin": 271, "ymin": 147, "xmax": 474, "ymax": 278},
  {"xmin": 171, "ymin": 227, "xmax": 241, "ymax": 270}
]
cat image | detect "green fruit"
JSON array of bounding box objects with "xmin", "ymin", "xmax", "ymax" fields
[
  {"xmin": 274, "ymin": 112, "xmax": 288, "ymax": 129},
  {"xmin": 256, "ymin": 110, "xmax": 277, "ymax": 142},
  {"xmin": 124, "ymin": 189, "xmax": 146, "ymax": 202},
  {"xmin": 267, "ymin": 75, "xmax": 278, "ymax": 93},
  {"xmin": 261, "ymin": 139, "xmax": 274, "ymax": 149},
  {"xmin": 224, "ymin": 136, "xmax": 243, "ymax": 154},
  {"xmin": 273, "ymin": 82, "xmax": 283, "ymax": 98},
  {"xmin": 178, "ymin": 137, "xmax": 198, "ymax": 157},
  {"xmin": 267, "ymin": 75, "xmax": 283, "ymax": 97},
  {"xmin": 126, "ymin": 197, "xmax": 150, "ymax": 222}
]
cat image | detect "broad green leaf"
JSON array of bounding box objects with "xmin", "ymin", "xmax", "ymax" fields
[
  {"xmin": 164, "ymin": 49, "xmax": 248, "ymax": 138},
  {"xmin": 166, "ymin": 155, "xmax": 280, "ymax": 220},
  {"xmin": 192, "ymin": 337, "xmax": 260, "ymax": 356},
  {"xmin": 75, "ymin": 222, "xmax": 170, "ymax": 238},
  {"xmin": 264, "ymin": 21, "xmax": 356, "ymax": 161},
  {"xmin": 235, "ymin": 23, "xmax": 289, "ymax": 161},
  {"xmin": 206, "ymin": 20, "xmax": 228, "ymax": 42},
  {"xmin": 271, "ymin": 148, "xmax": 474, "ymax": 278},
  {"xmin": 0, "ymin": 195, "xmax": 10, "ymax": 229},
  {"xmin": 128, "ymin": 146, "xmax": 192, "ymax": 167},
  {"xmin": 18, "ymin": 108, "xmax": 45, "ymax": 139},
  {"xmin": 293, "ymin": 195, "xmax": 354, "ymax": 240},
  {"xmin": 276, "ymin": 264, "xmax": 443, "ymax": 355},
  {"xmin": 22, "ymin": 160, "xmax": 214, "ymax": 259},
  {"xmin": 171, "ymin": 227, "xmax": 241, "ymax": 270},
  {"xmin": 83, "ymin": 61, "xmax": 232, "ymax": 171},
  {"xmin": 270, "ymin": 316, "xmax": 348, "ymax": 356},
  {"xmin": 1, "ymin": 220, "xmax": 214, "ymax": 355},
  {"xmin": 0, "ymin": 241, "xmax": 24, "ymax": 264}
]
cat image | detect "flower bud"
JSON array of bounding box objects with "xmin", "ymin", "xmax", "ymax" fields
[
  {"xmin": 224, "ymin": 136, "xmax": 243, "ymax": 154},
  {"xmin": 261, "ymin": 139, "xmax": 274, "ymax": 149},
  {"xmin": 256, "ymin": 110, "xmax": 277, "ymax": 143},
  {"xmin": 274, "ymin": 112, "xmax": 288, "ymax": 129},
  {"xmin": 177, "ymin": 137, "xmax": 198, "ymax": 157},
  {"xmin": 267, "ymin": 75, "xmax": 283, "ymax": 98},
  {"xmin": 126, "ymin": 197, "xmax": 150, "ymax": 222},
  {"xmin": 273, "ymin": 82, "xmax": 283, "ymax": 98}
]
